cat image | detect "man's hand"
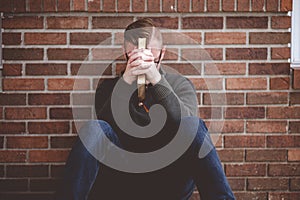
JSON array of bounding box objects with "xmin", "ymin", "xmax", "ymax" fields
[{"xmin": 123, "ymin": 49, "xmax": 161, "ymax": 85}]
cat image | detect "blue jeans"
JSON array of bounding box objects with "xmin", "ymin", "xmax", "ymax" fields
[{"xmin": 57, "ymin": 117, "xmax": 235, "ymax": 200}]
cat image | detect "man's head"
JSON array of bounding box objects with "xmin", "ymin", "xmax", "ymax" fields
[{"xmin": 123, "ymin": 18, "xmax": 165, "ymax": 66}]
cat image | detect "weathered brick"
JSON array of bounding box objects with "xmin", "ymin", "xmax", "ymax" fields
[
  {"xmin": 271, "ymin": 47, "xmax": 290, "ymax": 60},
  {"xmin": 271, "ymin": 16, "xmax": 291, "ymax": 29},
  {"xmin": 0, "ymin": 0, "xmax": 13, "ymax": 12},
  {"xmin": 190, "ymin": 78, "xmax": 223, "ymax": 90},
  {"xmin": 3, "ymin": 78, "xmax": 45, "ymax": 91},
  {"xmin": 5, "ymin": 107, "xmax": 47, "ymax": 120},
  {"xmin": 192, "ymin": 0, "xmax": 204, "ymax": 12},
  {"xmin": 29, "ymin": 93, "xmax": 70, "ymax": 105},
  {"xmin": 266, "ymin": 0, "xmax": 279, "ymax": 11},
  {"xmin": 246, "ymin": 120, "xmax": 287, "ymax": 133},
  {"xmin": 51, "ymin": 136, "xmax": 77, "ymax": 148},
  {"xmin": 269, "ymin": 164, "xmax": 300, "ymax": 176},
  {"xmin": 2, "ymin": 64, "xmax": 22, "ymax": 76},
  {"xmin": 207, "ymin": 0, "xmax": 220, "ymax": 11},
  {"xmin": 198, "ymin": 107, "xmax": 222, "ymax": 119},
  {"xmin": 237, "ymin": 0, "xmax": 250, "ymax": 11},
  {"xmin": 249, "ymin": 63, "xmax": 290, "ymax": 75},
  {"xmin": 205, "ymin": 63, "xmax": 246, "ymax": 75},
  {"xmin": 0, "ymin": 94, "xmax": 26, "ymax": 106},
  {"xmin": 3, "ymin": 16, "xmax": 43, "ymax": 29},
  {"xmin": 217, "ymin": 149, "xmax": 244, "ymax": 162},
  {"xmin": 57, "ymin": 0, "xmax": 70, "ymax": 11},
  {"xmin": 92, "ymin": 17, "xmax": 133, "ymax": 29},
  {"xmin": 29, "ymin": 150, "xmax": 70, "ymax": 162},
  {"xmin": 247, "ymin": 92, "xmax": 288, "ymax": 105},
  {"xmin": 225, "ymin": 164, "xmax": 266, "ymax": 176},
  {"xmin": 182, "ymin": 17, "xmax": 223, "ymax": 29},
  {"xmin": 205, "ymin": 32, "xmax": 246, "ymax": 44},
  {"xmin": 222, "ymin": 0, "xmax": 235, "ymax": 11},
  {"xmin": 293, "ymin": 69, "xmax": 300, "ymax": 89},
  {"xmin": 28, "ymin": 0, "xmax": 42, "ymax": 12},
  {"xmin": 234, "ymin": 192, "xmax": 268, "ymax": 200},
  {"xmin": 250, "ymin": 32, "xmax": 290, "ymax": 44},
  {"xmin": 203, "ymin": 93, "xmax": 244, "ymax": 105},
  {"xmin": 0, "ymin": 151, "xmax": 26, "ymax": 163},
  {"xmin": 73, "ymin": 0, "xmax": 85, "ymax": 11},
  {"xmin": 71, "ymin": 63, "xmax": 112, "ymax": 76},
  {"xmin": 227, "ymin": 178, "xmax": 246, "ymax": 191},
  {"xmin": 92, "ymin": 48, "xmax": 124, "ymax": 60},
  {"xmin": 207, "ymin": 120, "xmax": 244, "ymax": 133},
  {"xmin": 47, "ymin": 48, "xmax": 89, "ymax": 60},
  {"xmin": 70, "ymin": 32, "xmax": 111, "ymax": 45},
  {"xmin": 12, "ymin": 0, "xmax": 26, "ymax": 12},
  {"xmin": 50, "ymin": 107, "xmax": 91, "ymax": 120},
  {"xmin": 142, "ymin": 17, "xmax": 179, "ymax": 29},
  {"xmin": 224, "ymin": 135, "xmax": 265, "ymax": 148},
  {"xmin": 181, "ymin": 48, "xmax": 223, "ymax": 60},
  {"xmin": 226, "ymin": 48, "xmax": 267, "ymax": 60},
  {"xmin": 3, "ymin": 48, "xmax": 44, "ymax": 60},
  {"xmin": 2, "ymin": 33, "xmax": 21, "ymax": 45},
  {"xmin": 43, "ymin": 0, "xmax": 56, "ymax": 12},
  {"xmin": 267, "ymin": 135, "xmax": 300, "ymax": 148},
  {"xmin": 290, "ymin": 178, "xmax": 300, "ymax": 190},
  {"xmin": 48, "ymin": 78, "xmax": 90, "ymax": 90},
  {"xmin": 270, "ymin": 77, "xmax": 290, "ymax": 90},
  {"xmin": 117, "ymin": 0, "xmax": 130, "ymax": 12},
  {"xmin": 162, "ymin": 0, "xmax": 176, "ymax": 12},
  {"xmin": 47, "ymin": 17, "xmax": 88, "ymax": 29},
  {"xmin": 226, "ymin": 17, "xmax": 268, "ymax": 29},
  {"xmin": 102, "ymin": 0, "xmax": 115, "ymax": 12},
  {"xmin": 280, "ymin": 0, "xmax": 292, "ymax": 11},
  {"xmin": 252, "ymin": 0, "xmax": 265, "ymax": 11},
  {"xmin": 289, "ymin": 121, "xmax": 300, "ymax": 133},
  {"xmin": 0, "ymin": 122, "xmax": 26, "ymax": 134},
  {"xmin": 177, "ymin": 0, "xmax": 190, "ymax": 12},
  {"xmin": 147, "ymin": 0, "xmax": 160, "ymax": 12},
  {"xmin": 248, "ymin": 178, "xmax": 288, "ymax": 191},
  {"xmin": 267, "ymin": 106, "xmax": 300, "ymax": 119},
  {"xmin": 7, "ymin": 165, "xmax": 48, "ymax": 177},
  {"xmin": 28, "ymin": 121, "xmax": 70, "ymax": 134},
  {"xmin": 288, "ymin": 149, "xmax": 300, "ymax": 161},
  {"xmin": 162, "ymin": 32, "xmax": 202, "ymax": 45},
  {"xmin": 246, "ymin": 149, "xmax": 287, "ymax": 161},
  {"xmin": 162, "ymin": 63, "xmax": 201, "ymax": 75},
  {"xmin": 26, "ymin": 63, "xmax": 67, "ymax": 76},
  {"xmin": 72, "ymin": 93, "xmax": 94, "ymax": 105},
  {"xmin": 132, "ymin": 0, "xmax": 145, "ymax": 12},
  {"xmin": 269, "ymin": 192, "xmax": 300, "ymax": 200},
  {"xmin": 24, "ymin": 33, "xmax": 66, "ymax": 45},
  {"xmin": 291, "ymin": 92, "xmax": 300, "ymax": 105},
  {"xmin": 226, "ymin": 78, "xmax": 267, "ymax": 90},
  {"xmin": 88, "ymin": 0, "xmax": 100, "ymax": 12},
  {"xmin": 225, "ymin": 107, "xmax": 265, "ymax": 119}
]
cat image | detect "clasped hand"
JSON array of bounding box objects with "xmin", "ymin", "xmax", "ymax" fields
[{"xmin": 123, "ymin": 49, "xmax": 161, "ymax": 85}]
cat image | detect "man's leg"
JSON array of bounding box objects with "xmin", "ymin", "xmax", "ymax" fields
[{"xmin": 57, "ymin": 120, "xmax": 121, "ymax": 200}]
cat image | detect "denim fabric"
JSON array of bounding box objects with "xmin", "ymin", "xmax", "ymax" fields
[{"xmin": 57, "ymin": 117, "xmax": 235, "ymax": 200}]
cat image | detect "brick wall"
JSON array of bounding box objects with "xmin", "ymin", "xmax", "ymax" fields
[{"xmin": 0, "ymin": 0, "xmax": 299, "ymax": 199}]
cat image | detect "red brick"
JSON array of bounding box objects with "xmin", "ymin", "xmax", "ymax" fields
[
  {"xmin": 117, "ymin": 0, "xmax": 130, "ymax": 12},
  {"xmin": 0, "ymin": 179, "xmax": 28, "ymax": 191},
  {"xmin": 269, "ymin": 164, "xmax": 300, "ymax": 176},
  {"xmin": 50, "ymin": 107, "xmax": 91, "ymax": 120},
  {"xmin": 0, "ymin": 94, "xmax": 26, "ymax": 105},
  {"xmin": 189, "ymin": 78, "xmax": 223, "ymax": 90},
  {"xmin": 3, "ymin": 48, "xmax": 44, "ymax": 60},
  {"xmin": 71, "ymin": 63, "xmax": 112, "ymax": 76},
  {"xmin": 142, "ymin": 17, "xmax": 179, "ymax": 29},
  {"xmin": 24, "ymin": 33, "xmax": 66, "ymax": 45},
  {"xmin": 0, "ymin": 151, "xmax": 26, "ymax": 163},
  {"xmin": 72, "ymin": 93, "xmax": 94, "ymax": 105},
  {"xmin": 132, "ymin": 0, "xmax": 145, "ymax": 12},
  {"xmin": 248, "ymin": 178, "xmax": 288, "ymax": 191},
  {"xmin": 159, "ymin": 63, "xmax": 201, "ymax": 76},
  {"xmin": 3, "ymin": 16, "xmax": 43, "ymax": 29},
  {"xmin": 73, "ymin": 0, "xmax": 85, "ymax": 11},
  {"xmin": 162, "ymin": 32, "xmax": 201, "ymax": 45},
  {"xmin": 28, "ymin": 121, "xmax": 70, "ymax": 134},
  {"xmin": 3, "ymin": 78, "xmax": 44, "ymax": 91},
  {"xmin": 2, "ymin": 33, "xmax": 21, "ymax": 45},
  {"xmin": 29, "ymin": 93, "xmax": 70, "ymax": 105},
  {"xmin": 226, "ymin": 17, "xmax": 268, "ymax": 29},
  {"xmin": 47, "ymin": 48, "xmax": 89, "ymax": 60},
  {"xmin": 266, "ymin": 0, "xmax": 279, "ymax": 11},
  {"xmin": 293, "ymin": 69, "xmax": 300, "ymax": 89},
  {"xmin": 182, "ymin": 48, "xmax": 223, "ymax": 60},
  {"xmin": 203, "ymin": 93, "xmax": 244, "ymax": 105},
  {"xmin": 271, "ymin": 16, "xmax": 291, "ymax": 29},
  {"xmin": 250, "ymin": 32, "xmax": 290, "ymax": 44},
  {"xmin": 47, "ymin": 17, "xmax": 88, "ymax": 29},
  {"xmin": 271, "ymin": 47, "xmax": 290, "ymax": 60},
  {"xmin": 12, "ymin": 0, "xmax": 26, "ymax": 12},
  {"xmin": 280, "ymin": 0, "xmax": 292, "ymax": 11},
  {"xmin": 0, "ymin": 122, "xmax": 26, "ymax": 134},
  {"xmin": 51, "ymin": 136, "xmax": 77, "ymax": 148},
  {"xmin": 26, "ymin": 63, "xmax": 68, "ymax": 76},
  {"xmin": 246, "ymin": 120, "xmax": 287, "ymax": 133},
  {"xmin": 206, "ymin": 120, "xmax": 244, "ymax": 133},
  {"xmin": 217, "ymin": 149, "xmax": 244, "ymax": 162},
  {"xmin": 291, "ymin": 92, "xmax": 300, "ymax": 105},
  {"xmin": 252, "ymin": 0, "xmax": 265, "ymax": 11},
  {"xmin": 247, "ymin": 92, "xmax": 288, "ymax": 105},
  {"xmin": 226, "ymin": 48, "xmax": 267, "ymax": 60},
  {"xmin": 288, "ymin": 149, "xmax": 300, "ymax": 161},
  {"xmin": 70, "ymin": 32, "xmax": 111, "ymax": 45},
  {"xmin": 205, "ymin": 32, "xmax": 246, "ymax": 44},
  {"xmin": 92, "ymin": 16, "xmax": 133, "ymax": 29},
  {"xmin": 222, "ymin": 0, "xmax": 235, "ymax": 11},
  {"xmin": 7, "ymin": 136, "xmax": 48, "ymax": 149},
  {"xmin": 0, "ymin": 0, "xmax": 13, "ymax": 12},
  {"xmin": 147, "ymin": 0, "xmax": 160, "ymax": 12},
  {"xmin": 237, "ymin": 0, "xmax": 250, "ymax": 11},
  {"xmin": 270, "ymin": 77, "xmax": 290, "ymax": 90},
  {"xmin": 269, "ymin": 192, "xmax": 300, "ymax": 200},
  {"xmin": 205, "ymin": 63, "xmax": 246, "ymax": 75},
  {"xmin": 267, "ymin": 135, "xmax": 300, "ymax": 148},
  {"xmin": 227, "ymin": 178, "xmax": 246, "ymax": 191},
  {"xmin": 88, "ymin": 0, "xmax": 100, "ymax": 12},
  {"xmin": 225, "ymin": 164, "xmax": 266, "ymax": 176},
  {"xmin": 183, "ymin": 17, "xmax": 223, "ymax": 29},
  {"xmin": 102, "ymin": 0, "xmax": 115, "ymax": 12},
  {"xmin": 47, "ymin": 78, "xmax": 90, "ymax": 90},
  {"xmin": 5, "ymin": 107, "xmax": 47, "ymax": 120},
  {"xmin": 2, "ymin": 64, "xmax": 22, "ymax": 76},
  {"xmin": 224, "ymin": 135, "xmax": 265, "ymax": 148},
  {"xmin": 162, "ymin": 0, "xmax": 176, "ymax": 12},
  {"xmin": 57, "ymin": 0, "xmax": 70, "ymax": 11},
  {"xmin": 290, "ymin": 178, "xmax": 300, "ymax": 190},
  {"xmin": 226, "ymin": 78, "xmax": 267, "ymax": 90},
  {"xmin": 267, "ymin": 106, "xmax": 300, "ymax": 119},
  {"xmin": 43, "ymin": 0, "xmax": 56, "ymax": 11},
  {"xmin": 249, "ymin": 63, "xmax": 290, "ymax": 75},
  {"xmin": 289, "ymin": 121, "xmax": 300, "ymax": 133},
  {"xmin": 246, "ymin": 149, "xmax": 287, "ymax": 161},
  {"xmin": 192, "ymin": 0, "xmax": 204, "ymax": 12},
  {"xmin": 28, "ymin": 0, "xmax": 42, "ymax": 12},
  {"xmin": 92, "ymin": 48, "xmax": 124, "ymax": 60},
  {"xmin": 29, "ymin": 150, "xmax": 69, "ymax": 162},
  {"xmin": 234, "ymin": 192, "xmax": 268, "ymax": 200},
  {"xmin": 198, "ymin": 107, "xmax": 222, "ymax": 119},
  {"xmin": 207, "ymin": 0, "xmax": 220, "ymax": 11},
  {"xmin": 177, "ymin": 0, "xmax": 190, "ymax": 12}
]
